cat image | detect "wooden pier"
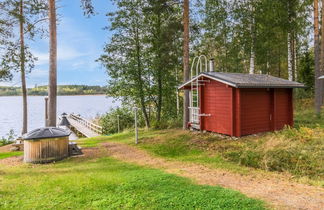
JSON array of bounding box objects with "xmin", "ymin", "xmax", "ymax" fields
[{"xmin": 67, "ymin": 114, "xmax": 103, "ymax": 138}]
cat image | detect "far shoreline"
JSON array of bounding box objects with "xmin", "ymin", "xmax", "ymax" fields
[{"xmin": 0, "ymin": 94, "xmax": 108, "ymax": 97}]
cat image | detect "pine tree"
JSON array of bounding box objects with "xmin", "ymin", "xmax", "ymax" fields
[
  {"xmin": 98, "ymin": 0, "xmax": 151, "ymax": 128},
  {"xmin": 0, "ymin": 0, "xmax": 47, "ymax": 134},
  {"xmin": 183, "ymin": 0, "xmax": 190, "ymax": 129},
  {"xmin": 48, "ymin": 0, "xmax": 57, "ymax": 127}
]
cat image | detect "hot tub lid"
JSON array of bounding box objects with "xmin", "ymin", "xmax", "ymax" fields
[{"xmin": 23, "ymin": 127, "xmax": 71, "ymax": 140}]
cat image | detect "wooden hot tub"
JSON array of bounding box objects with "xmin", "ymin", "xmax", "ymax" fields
[{"xmin": 23, "ymin": 127, "xmax": 71, "ymax": 164}]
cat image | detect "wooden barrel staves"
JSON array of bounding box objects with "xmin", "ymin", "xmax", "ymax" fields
[{"xmin": 23, "ymin": 127, "xmax": 71, "ymax": 164}]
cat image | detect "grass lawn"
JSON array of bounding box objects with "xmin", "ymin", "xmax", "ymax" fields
[
  {"xmin": 77, "ymin": 126, "xmax": 323, "ymax": 187},
  {"xmin": 0, "ymin": 151, "xmax": 23, "ymax": 160},
  {"xmin": 77, "ymin": 99, "xmax": 324, "ymax": 187},
  {"xmin": 0, "ymin": 156, "xmax": 265, "ymax": 209}
]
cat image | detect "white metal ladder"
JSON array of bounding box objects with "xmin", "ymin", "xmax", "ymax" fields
[{"xmin": 189, "ymin": 55, "xmax": 208, "ymax": 125}]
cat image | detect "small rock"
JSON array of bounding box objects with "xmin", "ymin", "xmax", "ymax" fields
[{"xmin": 10, "ymin": 147, "xmax": 19, "ymax": 151}]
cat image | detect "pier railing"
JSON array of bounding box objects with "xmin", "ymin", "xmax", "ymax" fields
[{"xmin": 69, "ymin": 114, "xmax": 103, "ymax": 135}]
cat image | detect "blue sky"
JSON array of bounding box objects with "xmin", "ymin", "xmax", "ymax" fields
[{"xmin": 1, "ymin": 0, "xmax": 116, "ymax": 87}]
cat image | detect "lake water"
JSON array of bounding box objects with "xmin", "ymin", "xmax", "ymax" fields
[{"xmin": 0, "ymin": 95, "xmax": 120, "ymax": 137}]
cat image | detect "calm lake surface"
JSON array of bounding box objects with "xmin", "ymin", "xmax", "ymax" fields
[{"xmin": 0, "ymin": 95, "xmax": 120, "ymax": 137}]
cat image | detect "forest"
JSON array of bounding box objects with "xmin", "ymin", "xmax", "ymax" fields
[
  {"xmin": 98, "ymin": 0, "xmax": 320, "ymax": 129},
  {"xmin": 0, "ymin": 85, "xmax": 107, "ymax": 96}
]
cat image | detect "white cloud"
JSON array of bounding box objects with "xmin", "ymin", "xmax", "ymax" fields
[
  {"xmin": 31, "ymin": 17, "xmax": 99, "ymax": 68},
  {"xmin": 1, "ymin": 7, "xmax": 106, "ymax": 87},
  {"xmin": 29, "ymin": 68, "xmax": 48, "ymax": 78}
]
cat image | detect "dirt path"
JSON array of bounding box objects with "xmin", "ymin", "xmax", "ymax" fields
[
  {"xmin": 101, "ymin": 142, "xmax": 324, "ymax": 210},
  {"xmin": 0, "ymin": 144, "xmax": 13, "ymax": 152}
]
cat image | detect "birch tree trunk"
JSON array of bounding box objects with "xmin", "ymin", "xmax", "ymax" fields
[
  {"xmin": 19, "ymin": 0, "xmax": 28, "ymax": 134},
  {"xmin": 314, "ymin": 0, "xmax": 321, "ymax": 114},
  {"xmin": 176, "ymin": 68, "xmax": 180, "ymax": 117},
  {"xmin": 249, "ymin": 47, "xmax": 255, "ymax": 74},
  {"xmin": 293, "ymin": 37, "xmax": 297, "ymax": 81},
  {"xmin": 183, "ymin": 0, "xmax": 190, "ymax": 129},
  {"xmin": 287, "ymin": 32, "xmax": 293, "ymax": 81},
  {"xmin": 48, "ymin": 0, "xmax": 57, "ymax": 126},
  {"xmin": 249, "ymin": 2, "xmax": 255, "ymax": 74}
]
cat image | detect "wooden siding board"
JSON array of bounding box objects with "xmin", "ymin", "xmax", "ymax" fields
[
  {"xmin": 231, "ymin": 88, "xmax": 235, "ymax": 136},
  {"xmin": 289, "ymin": 89, "xmax": 294, "ymax": 127},
  {"xmin": 200, "ymin": 84, "xmax": 204, "ymax": 130},
  {"xmin": 202, "ymin": 80, "xmax": 232, "ymax": 135},
  {"xmin": 198, "ymin": 80, "xmax": 293, "ymax": 137},
  {"xmin": 24, "ymin": 137, "xmax": 69, "ymax": 163},
  {"xmin": 274, "ymin": 89, "xmax": 293, "ymax": 130},
  {"xmin": 235, "ymin": 89, "xmax": 241, "ymax": 137},
  {"xmin": 272, "ymin": 89, "xmax": 277, "ymax": 131},
  {"xmin": 240, "ymin": 89, "xmax": 271, "ymax": 135}
]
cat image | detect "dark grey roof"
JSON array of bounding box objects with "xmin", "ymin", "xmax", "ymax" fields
[
  {"xmin": 179, "ymin": 72, "xmax": 305, "ymax": 88},
  {"xmin": 59, "ymin": 116, "xmax": 71, "ymax": 127},
  {"xmin": 23, "ymin": 127, "xmax": 71, "ymax": 140}
]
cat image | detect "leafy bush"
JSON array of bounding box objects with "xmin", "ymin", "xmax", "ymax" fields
[
  {"xmin": 0, "ymin": 129, "xmax": 16, "ymax": 146},
  {"xmin": 239, "ymin": 151, "xmax": 263, "ymax": 169},
  {"xmin": 263, "ymin": 149, "xmax": 299, "ymax": 172},
  {"xmin": 223, "ymin": 150, "xmax": 262, "ymax": 169},
  {"xmin": 151, "ymin": 118, "xmax": 182, "ymax": 129},
  {"xmin": 100, "ymin": 107, "xmax": 135, "ymax": 134},
  {"xmin": 263, "ymin": 148, "xmax": 323, "ymax": 178}
]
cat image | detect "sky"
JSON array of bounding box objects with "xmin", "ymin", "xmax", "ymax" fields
[{"xmin": 0, "ymin": 0, "xmax": 116, "ymax": 87}]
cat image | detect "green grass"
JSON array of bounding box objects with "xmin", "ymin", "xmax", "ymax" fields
[
  {"xmin": 78, "ymin": 131, "xmax": 135, "ymax": 148},
  {"xmin": 294, "ymin": 99, "xmax": 324, "ymax": 128},
  {"xmin": 80, "ymin": 100, "xmax": 323, "ymax": 186},
  {"xmin": 0, "ymin": 157, "xmax": 265, "ymax": 209},
  {"xmin": 0, "ymin": 151, "xmax": 23, "ymax": 160},
  {"xmin": 134, "ymin": 128, "xmax": 323, "ymax": 184}
]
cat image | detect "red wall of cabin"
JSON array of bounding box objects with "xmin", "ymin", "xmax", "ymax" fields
[
  {"xmin": 199, "ymin": 79, "xmax": 293, "ymax": 137},
  {"xmin": 200, "ymin": 79, "xmax": 233, "ymax": 135},
  {"xmin": 273, "ymin": 88, "xmax": 293, "ymax": 130},
  {"xmin": 233, "ymin": 88, "xmax": 293, "ymax": 137},
  {"xmin": 239, "ymin": 88, "xmax": 272, "ymax": 136}
]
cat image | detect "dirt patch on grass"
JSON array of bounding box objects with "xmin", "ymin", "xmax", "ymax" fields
[
  {"xmin": 82, "ymin": 147, "xmax": 107, "ymax": 159},
  {"xmin": 0, "ymin": 144, "xmax": 13, "ymax": 152},
  {"xmin": 0, "ymin": 156, "xmax": 23, "ymax": 166},
  {"xmin": 102, "ymin": 142, "xmax": 324, "ymax": 210}
]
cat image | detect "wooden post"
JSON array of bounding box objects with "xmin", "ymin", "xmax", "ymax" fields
[
  {"xmin": 134, "ymin": 108, "xmax": 138, "ymax": 144},
  {"xmin": 45, "ymin": 97, "xmax": 49, "ymax": 126}
]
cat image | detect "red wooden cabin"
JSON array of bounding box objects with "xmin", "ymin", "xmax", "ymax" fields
[{"xmin": 179, "ymin": 72, "xmax": 305, "ymax": 137}]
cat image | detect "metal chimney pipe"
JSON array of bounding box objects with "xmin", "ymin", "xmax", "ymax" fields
[
  {"xmin": 45, "ymin": 96, "xmax": 49, "ymax": 126},
  {"xmin": 209, "ymin": 59, "xmax": 214, "ymax": 72}
]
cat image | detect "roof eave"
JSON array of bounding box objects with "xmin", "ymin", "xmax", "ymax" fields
[
  {"xmin": 237, "ymin": 85, "xmax": 306, "ymax": 88},
  {"xmin": 178, "ymin": 73, "xmax": 238, "ymax": 89},
  {"xmin": 178, "ymin": 72, "xmax": 306, "ymax": 89}
]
